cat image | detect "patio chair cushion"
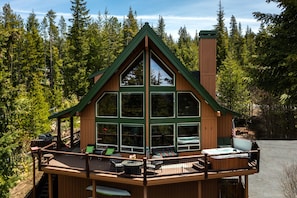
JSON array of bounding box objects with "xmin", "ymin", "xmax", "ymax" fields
[
  {"xmin": 86, "ymin": 145, "xmax": 95, "ymax": 154},
  {"xmin": 105, "ymin": 148, "xmax": 115, "ymax": 155}
]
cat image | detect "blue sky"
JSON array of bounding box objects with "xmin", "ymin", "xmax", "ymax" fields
[{"xmin": 1, "ymin": 0, "xmax": 280, "ymax": 39}]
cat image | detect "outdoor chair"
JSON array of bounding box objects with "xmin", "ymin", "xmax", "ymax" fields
[
  {"xmin": 147, "ymin": 155, "xmax": 163, "ymax": 173},
  {"xmin": 109, "ymin": 153, "xmax": 124, "ymax": 172},
  {"xmin": 81, "ymin": 144, "xmax": 95, "ymax": 160}
]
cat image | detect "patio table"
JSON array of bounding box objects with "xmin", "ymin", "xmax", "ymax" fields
[{"xmin": 121, "ymin": 160, "xmax": 143, "ymax": 175}]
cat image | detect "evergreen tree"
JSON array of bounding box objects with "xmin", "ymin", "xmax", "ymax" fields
[
  {"xmin": 123, "ymin": 7, "xmax": 138, "ymax": 46},
  {"xmin": 156, "ymin": 15, "xmax": 166, "ymax": 40},
  {"xmin": 253, "ymin": 0, "xmax": 297, "ymax": 105},
  {"xmin": 22, "ymin": 12, "xmax": 44, "ymax": 89},
  {"xmin": 64, "ymin": 0, "xmax": 90, "ymax": 98},
  {"xmin": 215, "ymin": 1, "xmax": 228, "ymax": 71},
  {"xmin": 45, "ymin": 10, "xmax": 59, "ymax": 89},
  {"xmin": 29, "ymin": 75, "xmax": 51, "ymax": 136},
  {"xmin": 58, "ymin": 16, "xmax": 67, "ymax": 59},
  {"xmin": 1, "ymin": 4, "xmax": 24, "ymax": 86},
  {"xmin": 217, "ymin": 53, "xmax": 250, "ymax": 115},
  {"xmin": 176, "ymin": 26, "xmax": 198, "ymax": 71}
]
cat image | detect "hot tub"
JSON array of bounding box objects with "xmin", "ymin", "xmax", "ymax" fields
[{"xmin": 202, "ymin": 148, "xmax": 249, "ymax": 171}]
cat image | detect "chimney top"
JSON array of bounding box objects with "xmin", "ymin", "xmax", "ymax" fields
[{"xmin": 199, "ymin": 30, "xmax": 217, "ymax": 39}]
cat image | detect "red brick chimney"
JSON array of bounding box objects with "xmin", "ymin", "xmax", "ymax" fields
[{"xmin": 199, "ymin": 30, "xmax": 217, "ymax": 99}]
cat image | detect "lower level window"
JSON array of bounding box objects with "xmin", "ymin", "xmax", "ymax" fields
[
  {"xmin": 121, "ymin": 124, "xmax": 144, "ymax": 153},
  {"xmin": 151, "ymin": 124, "xmax": 174, "ymax": 148},
  {"xmin": 177, "ymin": 123, "xmax": 200, "ymax": 151},
  {"xmin": 97, "ymin": 123, "xmax": 118, "ymax": 147}
]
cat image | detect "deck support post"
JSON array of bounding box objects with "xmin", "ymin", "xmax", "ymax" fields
[
  {"xmin": 143, "ymin": 157, "xmax": 148, "ymax": 198},
  {"xmin": 197, "ymin": 181, "xmax": 202, "ymax": 198},
  {"xmin": 48, "ymin": 173, "xmax": 53, "ymax": 198},
  {"xmin": 70, "ymin": 116, "xmax": 74, "ymax": 148},
  {"xmin": 57, "ymin": 118, "xmax": 61, "ymax": 150},
  {"xmin": 92, "ymin": 180, "xmax": 96, "ymax": 198},
  {"xmin": 245, "ymin": 175, "xmax": 248, "ymax": 198}
]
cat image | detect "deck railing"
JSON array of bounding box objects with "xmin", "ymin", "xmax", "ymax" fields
[{"xmin": 32, "ymin": 142, "xmax": 260, "ymax": 182}]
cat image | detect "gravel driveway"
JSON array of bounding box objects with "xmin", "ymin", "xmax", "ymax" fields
[{"xmin": 249, "ymin": 140, "xmax": 297, "ymax": 198}]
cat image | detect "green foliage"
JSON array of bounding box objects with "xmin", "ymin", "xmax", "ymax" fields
[
  {"xmin": 123, "ymin": 7, "xmax": 139, "ymax": 46},
  {"xmin": 3, "ymin": 0, "xmax": 297, "ymax": 194},
  {"xmin": 217, "ymin": 53, "xmax": 250, "ymax": 115},
  {"xmin": 253, "ymin": 0, "xmax": 297, "ymax": 105}
]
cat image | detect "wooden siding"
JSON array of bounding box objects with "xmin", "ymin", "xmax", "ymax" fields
[
  {"xmin": 199, "ymin": 38, "xmax": 216, "ymax": 99},
  {"xmin": 58, "ymin": 175, "xmax": 91, "ymax": 198},
  {"xmin": 56, "ymin": 175, "xmax": 221, "ymax": 198},
  {"xmin": 202, "ymin": 179, "xmax": 219, "ymax": 198},
  {"xmin": 201, "ymin": 100, "xmax": 218, "ymax": 149},
  {"xmin": 217, "ymin": 113, "xmax": 233, "ymax": 137},
  {"xmin": 148, "ymin": 182, "xmax": 198, "ymax": 198},
  {"xmin": 80, "ymin": 100, "xmax": 95, "ymax": 150}
]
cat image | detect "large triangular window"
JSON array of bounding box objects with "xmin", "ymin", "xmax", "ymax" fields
[
  {"xmin": 150, "ymin": 52, "xmax": 174, "ymax": 86},
  {"xmin": 120, "ymin": 53, "xmax": 144, "ymax": 86}
]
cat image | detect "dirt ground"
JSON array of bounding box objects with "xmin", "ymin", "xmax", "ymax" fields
[{"xmin": 10, "ymin": 170, "xmax": 44, "ymax": 198}]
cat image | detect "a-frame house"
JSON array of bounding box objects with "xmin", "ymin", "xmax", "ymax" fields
[{"xmin": 39, "ymin": 23, "xmax": 259, "ymax": 198}]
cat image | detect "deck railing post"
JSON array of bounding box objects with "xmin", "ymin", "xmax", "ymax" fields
[
  {"xmin": 256, "ymin": 148, "xmax": 260, "ymax": 172},
  {"xmin": 38, "ymin": 148, "xmax": 41, "ymax": 171},
  {"xmin": 143, "ymin": 157, "xmax": 147, "ymax": 186},
  {"xmin": 86, "ymin": 154, "xmax": 90, "ymax": 178},
  {"xmin": 204, "ymin": 154, "xmax": 208, "ymax": 179}
]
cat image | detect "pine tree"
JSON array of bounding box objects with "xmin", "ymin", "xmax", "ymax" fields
[
  {"xmin": 217, "ymin": 53, "xmax": 250, "ymax": 115},
  {"xmin": 64, "ymin": 0, "xmax": 90, "ymax": 98},
  {"xmin": 215, "ymin": 1, "xmax": 228, "ymax": 71},
  {"xmin": 253, "ymin": 0, "xmax": 297, "ymax": 105},
  {"xmin": 22, "ymin": 12, "xmax": 44, "ymax": 89},
  {"xmin": 123, "ymin": 7, "xmax": 138, "ymax": 46},
  {"xmin": 176, "ymin": 26, "xmax": 198, "ymax": 71},
  {"xmin": 156, "ymin": 15, "xmax": 166, "ymax": 40}
]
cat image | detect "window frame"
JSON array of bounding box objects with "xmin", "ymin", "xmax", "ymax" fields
[
  {"xmin": 150, "ymin": 123, "xmax": 175, "ymax": 149},
  {"xmin": 177, "ymin": 92, "xmax": 201, "ymax": 118},
  {"xmin": 120, "ymin": 52, "xmax": 144, "ymax": 87},
  {"xmin": 96, "ymin": 92, "xmax": 118, "ymax": 118},
  {"xmin": 120, "ymin": 123, "xmax": 145, "ymax": 154},
  {"xmin": 150, "ymin": 51, "xmax": 175, "ymax": 87},
  {"xmin": 96, "ymin": 122, "xmax": 119, "ymax": 150},
  {"xmin": 120, "ymin": 92, "xmax": 144, "ymax": 119},
  {"xmin": 150, "ymin": 92, "xmax": 175, "ymax": 119},
  {"xmin": 177, "ymin": 122, "xmax": 200, "ymax": 152}
]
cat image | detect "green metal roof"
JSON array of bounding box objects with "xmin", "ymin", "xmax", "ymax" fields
[{"xmin": 49, "ymin": 23, "xmax": 235, "ymax": 119}]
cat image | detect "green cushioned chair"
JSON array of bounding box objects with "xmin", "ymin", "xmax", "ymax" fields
[{"xmin": 105, "ymin": 147, "xmax": 115, "ymax": 156}]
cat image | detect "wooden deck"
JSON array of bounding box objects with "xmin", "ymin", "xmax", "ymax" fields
[{"xmin": 36, "ymin": 144, "xmax": 259, "ymax": 187}]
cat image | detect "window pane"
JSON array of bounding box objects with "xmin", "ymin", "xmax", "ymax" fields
[
  {"xmin": 150, "ymin": 54, "xmax": 174, "ymax": 86},
  {"xmin": 178, "ymin": 124, "xmax": 199, "ymax": 137},
  {"xmin": 121, "ymin": 93, "xmax": 143, "ymax": 117},
  {"xmin": 178, "ymin": 93, "xmax": 200, "ymax": 117},
  {"xmin": 151, "ymin": 93, "xmax": 174, "ymax": 117},
  {"xmin": 97, "ymin": 93, "xmax": 117, "ymax": 117},
  {"xmin": 177, "ymin": 123, "xmax": 200, "ymax": 151},
  {"xmin": 97, "ymin": 123, "xmax": 117, "ymax": 145},
  {"xmin": 121, "ymin": 54, "xmax": 143, "ymax": 86},
  {"xmin": 151, "ymin": 125, "xmax": 174, "ymax": 147},
  {"xmin": 121, "ymin": 125, "xmax": 144, "ymax": 147}
]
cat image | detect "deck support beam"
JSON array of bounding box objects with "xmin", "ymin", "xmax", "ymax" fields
[
  {"xmin": 70, "ymin": 116, "xmax": 74, "ymax": 148},
  {"xmin": 92, "ymin": 180, "xmax": 96, "ymax": 198},
  {"xmin": 57, "ymin": 118, "xmax": 61, "ymax": 150},
  {"xmin": 48, "ymin": 173, "xmax": 53, "ymax": 198},
  {"xmin": 245, "ymin": 175, "xmax": 248, "ymax": 198},
  {"xmin": 198, "ymin": 181, "xmax": 202, "ymax": 198}
]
